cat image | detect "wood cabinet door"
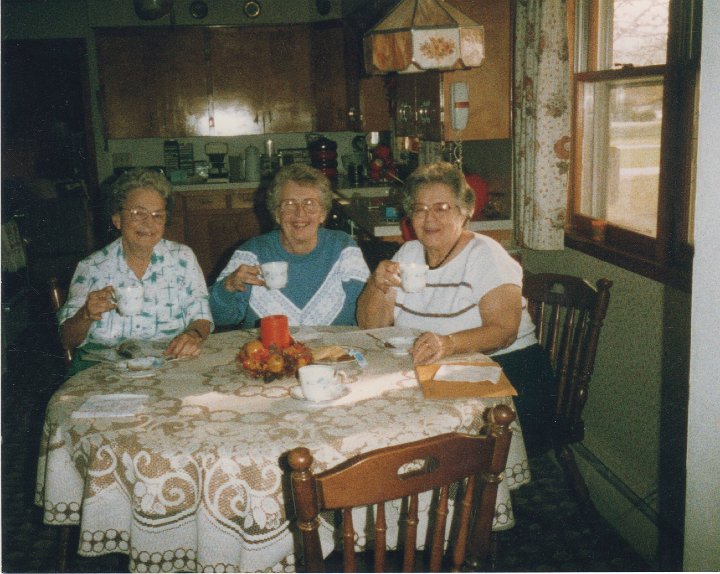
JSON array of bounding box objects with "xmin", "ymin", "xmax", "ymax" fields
[
  {"xmin": 359, "ymin": 76, "xmax": 391, "ymax": 132},
  {"xmin": 415, "ymin": 71, "xmax": 442, "ymax": 141},
  {"xmin": 96, "ymin": 28, "xmax": 207, "ymax": 139},
  {"xmin": 442, "ymin": 0, "xmax": 511, "ymax": 141},
  {"xmin": 395, "ymin": 73, "xmax": 416, "ymax": 136},
  {"xmin": 263, "ymin": 25, "xmax": 314, "ymax": 133},
  {"xmin": 312, "ymin": 22, "xmax": 351, "ymax": 132},
  {"xmin": 210, "ymin": 210, "xmax": 263, "ymax": 278},
  {"xmin": 210, "ymin": 26, "xmax": 313, "ymax": 135}
]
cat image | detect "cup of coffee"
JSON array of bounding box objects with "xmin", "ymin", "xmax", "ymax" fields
[
  {"xmin": 297, "ymin": 364, "xmax": 348, "ymax": 402},
  {"xmin": 114, "ymin": 283, "xmax": 144, "ymax": 316},
  {"xmin": 400, "ymin": 263, "xmax": 429, "ymax": 293},
  {"xmin": 261, "ymin": 261, "xmax": 288, "ymax": 290}
]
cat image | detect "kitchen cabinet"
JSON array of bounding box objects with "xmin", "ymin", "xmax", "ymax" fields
[
  {"xmin": 96, "ymin": 27, "xmax": 208, "ymax": 139},
  {"xmin": 311, "ymin": 21, "xmax": 359, "ymax": 132},
  {"xmin": 389, "ymin": 0, "xmax": 511, "ymax": 141},
  {"xmin": 96, "ymin": 26, "xmax": 315, "ymax": 138},
  {"xmin": 442, "ymin": 0, "xmax": 512, "ymax": 141},
  {"xmin": 394, "ymin": 72, "xmax": 443, "ymax": 141},
  {"xmin": 359, "ymin": 76, "xmax": 392, "ymax": 132},
  {"xmin": 169, "ymin": 187, "xmax": 271, "ymax": 279},
  {"xmin": 210, "ymin": 26, "xmax": 314, "ymax": 135},
  {"xmin": 311, "ymin": 21, "xmax": 390, "ymax": 132}
]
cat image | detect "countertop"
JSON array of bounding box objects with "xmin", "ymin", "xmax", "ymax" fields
[{"xmin": 336, "ymin": 195, "xmax": 512, "ymax": 239}]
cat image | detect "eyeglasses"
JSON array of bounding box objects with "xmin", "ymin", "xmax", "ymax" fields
[
  {"xmin": 123, "ymin": 207, "xmax": 167, "ymax": 222},
  {"xmin": 279, "ymin": 198, "xmax": 323, "ymax": 214},
  {"xmin": 409, "ymin": 202, "xmax": 459, "ymax": 219}
]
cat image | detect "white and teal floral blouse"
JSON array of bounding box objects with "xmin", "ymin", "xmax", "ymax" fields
[{"xmin": 58, "ymin": 238, "xmax": 213, "ymax": 348}]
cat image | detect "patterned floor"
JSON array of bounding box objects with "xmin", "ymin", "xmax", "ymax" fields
[{"xmin": 1, "ymin": 305, "xmax": 651, "ymax": 572}]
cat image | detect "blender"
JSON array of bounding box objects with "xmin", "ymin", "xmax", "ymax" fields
[{"xmin": 205, "ymin": 142, "xmax": 229, "ymax": 182}]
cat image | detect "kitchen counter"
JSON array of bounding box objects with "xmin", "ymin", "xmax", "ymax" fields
[
  {"xmin": 335, "ymin": 194, "xmax": 513, "ymax": 242},
  {"xmin": 172, "ymin": 181, "xmax": 260, "ymax": 192}
]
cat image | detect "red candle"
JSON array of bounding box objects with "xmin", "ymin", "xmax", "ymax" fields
[{"xmin": 260, "ymin": 315, "xmax": 291, "ymax": 349}]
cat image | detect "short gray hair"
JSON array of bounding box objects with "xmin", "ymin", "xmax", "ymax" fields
[
  {"xmin": 108, "ymin": 168, "xmax": 174, "ymax": 216},
  {"xmin": 266, "ymin": 164, "xmax": 332, "ymax": 223},
  {"xmin": 402, "ymin": 161, "xmax": 475, "ymax": 219}
]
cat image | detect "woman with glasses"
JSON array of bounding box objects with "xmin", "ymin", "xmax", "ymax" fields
[
  {"xmin": 209, "ymin": 164, "xmax": 369, "ymax": 328},
  {"xmin": 357, "ymin": 162, "xmax": 554, "ymax": 454},
  {"xmin": 58, "ymin": 168, "xmax": 213, "ymax": 374}
]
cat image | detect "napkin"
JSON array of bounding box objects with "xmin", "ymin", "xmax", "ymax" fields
[
  {"xmin": 72, "ymin": 394, "xmax": 149, "ymax": 418},
  {"xmin": 415, "ymin": 362, "xmax": 517, "ymax": 399},
  {"xmin": 433, "ymin": 364, "xmax": 502, "ymax": 384}
]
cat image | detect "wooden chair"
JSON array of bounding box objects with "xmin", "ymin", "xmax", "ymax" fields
[
  {"xmin": 288, "ymin": 404, "xmax": 516, "ymax": 573},
  {"xmin": 48, "ymin": 276, "xmax": 74, "ymax": 366},
  {"xmin": 48, "ymin": 276, "xmax": 75, "ymax": 571},
  {"xmin": 522, "ymin": 273, "xmax": 612, "ymax": 506}
]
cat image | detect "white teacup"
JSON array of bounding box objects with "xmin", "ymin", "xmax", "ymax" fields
[
  {"xmin": 114, "ymin": 283, "xmax": 144, "ymax": 316},
  {"xmin": 400, "ymin": 263, "xmax": 429, "ymax": 293},
  {"xmin": 261, "ymin": 261, "xmax": 289, "ymax": 290},
  {"xmin": 297, "ymin": 364, "xmax": 348, "ymax": 402}
]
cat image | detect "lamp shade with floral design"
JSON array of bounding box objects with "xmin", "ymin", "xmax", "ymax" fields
[{"xmin": 364, "ymin": 0, "xmax": 484, "ymax": 74}]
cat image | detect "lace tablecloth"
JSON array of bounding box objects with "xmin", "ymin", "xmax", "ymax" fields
[{"xmin": 36, "ymin": 328, "xmax": 530, "ymax": 573}]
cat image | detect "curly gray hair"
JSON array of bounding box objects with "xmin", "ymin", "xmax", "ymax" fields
[
  {"xmin": 266, "ymin": 164, "xmax": 332, "ymax": 223},
  {"xmin": 402, "ymin": 161, "xmax": 475, "ymax": 219},
  {"xmin": 108, "ymin": 168, "xmax": 174, "ymax": 216}
]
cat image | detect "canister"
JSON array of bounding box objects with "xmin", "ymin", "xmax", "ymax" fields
[{"xmin": 244, "ymin": 145, "xmax": 260, "ymax": 181}]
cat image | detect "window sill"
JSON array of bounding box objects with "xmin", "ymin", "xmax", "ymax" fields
[{"xmin": 564, "ymin": 232, "xmax": 691, "ymax": 292}]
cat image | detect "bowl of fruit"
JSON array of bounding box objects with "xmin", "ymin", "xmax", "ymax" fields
[{"xmin": 237, "ymin": 338, "xmax": 314, "ymax": 382}]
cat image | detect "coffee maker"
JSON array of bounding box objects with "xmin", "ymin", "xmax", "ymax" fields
[{"xmin": 205, "ymin": 142, "xmax": 229, "ymax": 182}]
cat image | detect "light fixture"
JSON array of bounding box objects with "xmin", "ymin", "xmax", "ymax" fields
[
  {"xmin": 363, "ymin": 0, "xmax": 484, "ymax": 74},
  {"xmin": 244, "ymin": 0, "xmax": 261, "ymax": 18}
]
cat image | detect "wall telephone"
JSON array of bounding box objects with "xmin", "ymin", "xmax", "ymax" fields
[{"xmin": 450, "ymin": 82, "xmax": 469, "ymax": 131}]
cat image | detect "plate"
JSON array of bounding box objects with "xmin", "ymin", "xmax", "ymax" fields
[
  {"xmin": 313, "ymin": 346, "xmax": 361, "ymax": 365},
  {"xmin": 113, "ymin": 357, "xmax": 164, "ymax": 378},
  {"xmin": 290, "ymin": 385, "xmax": 350, "ymax": 404}
]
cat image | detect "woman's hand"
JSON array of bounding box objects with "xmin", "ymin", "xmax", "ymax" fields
[
  {"xmin": 223, "ymin": 264, "xmax": 264, "ymax": 293},
  {"xmin": 164, "ymin": 321, "xmax": 211, "ymax": 359},
  {"xmin": 165, "ymin": 331, "xmax": 203, "ymax": 359},
  {"xmin": 81, "ymin": 285, "xmax": 116, "ymax": 321},
  {"xmin": 369, "ymin": 260, "xmax": 401, "ymax": 294},
  {"xmin": 411, "ymin": 331, "xmax": 457, "ymax": 365}
]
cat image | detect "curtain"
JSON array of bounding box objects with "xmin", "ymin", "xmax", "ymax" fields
[{"xmin": 513, "ymin": 0, "xmax": 571, "ymax": 250}]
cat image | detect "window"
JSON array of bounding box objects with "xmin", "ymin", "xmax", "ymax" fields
[{"xmin": 567, "ymin": 0, "xmax": 700, "ymax": 290}]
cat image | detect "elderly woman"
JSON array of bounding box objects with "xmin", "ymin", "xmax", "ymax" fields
[
  {"xmin": 59, "ymin": 168, "xmax": 213, "ymax": 373},
  {"xmin": 210, "ymin": 164, "xmax": 369, "ymax": 327},
  {"xmin": 356, "ymin": 161, "xmax": 555, "ymax": 454}
]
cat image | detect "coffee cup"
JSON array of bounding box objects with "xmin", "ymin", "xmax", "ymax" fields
[
  {"xmin": 400, "ymin": 263, "xmax": 429, "ymax": 293},
  {"xmin": 114, "ymin": 283, "xmax": 144, "ymax": 316},
  {"xmin": 261, "ymin": 261, "xmax": 288, "ymax": 290},
  {"xmin": 297, "ymin": 364, "xmax": 348, "ymax": 402}
]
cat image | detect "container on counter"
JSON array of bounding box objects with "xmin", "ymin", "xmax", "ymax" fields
[
  {"xmin": 244, "ymin": 145, "xmax": 261, "ymax": 181},
  {"xmin": 307, "ymin": 136, "xmax": 338, "ymax": 180}
]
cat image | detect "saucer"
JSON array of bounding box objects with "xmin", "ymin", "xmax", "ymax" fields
[
  {"xmin": 290, "ymin": 385, "xmax": 350, "ymax": 404},
  {"xmin": 114, "ymin": 357, "xmax": 164, "ymax": 378}
]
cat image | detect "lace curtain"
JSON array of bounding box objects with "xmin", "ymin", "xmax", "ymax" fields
[{"xmin": 513, "ymin": 0, "xmax": 571, "ymax": 250}]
